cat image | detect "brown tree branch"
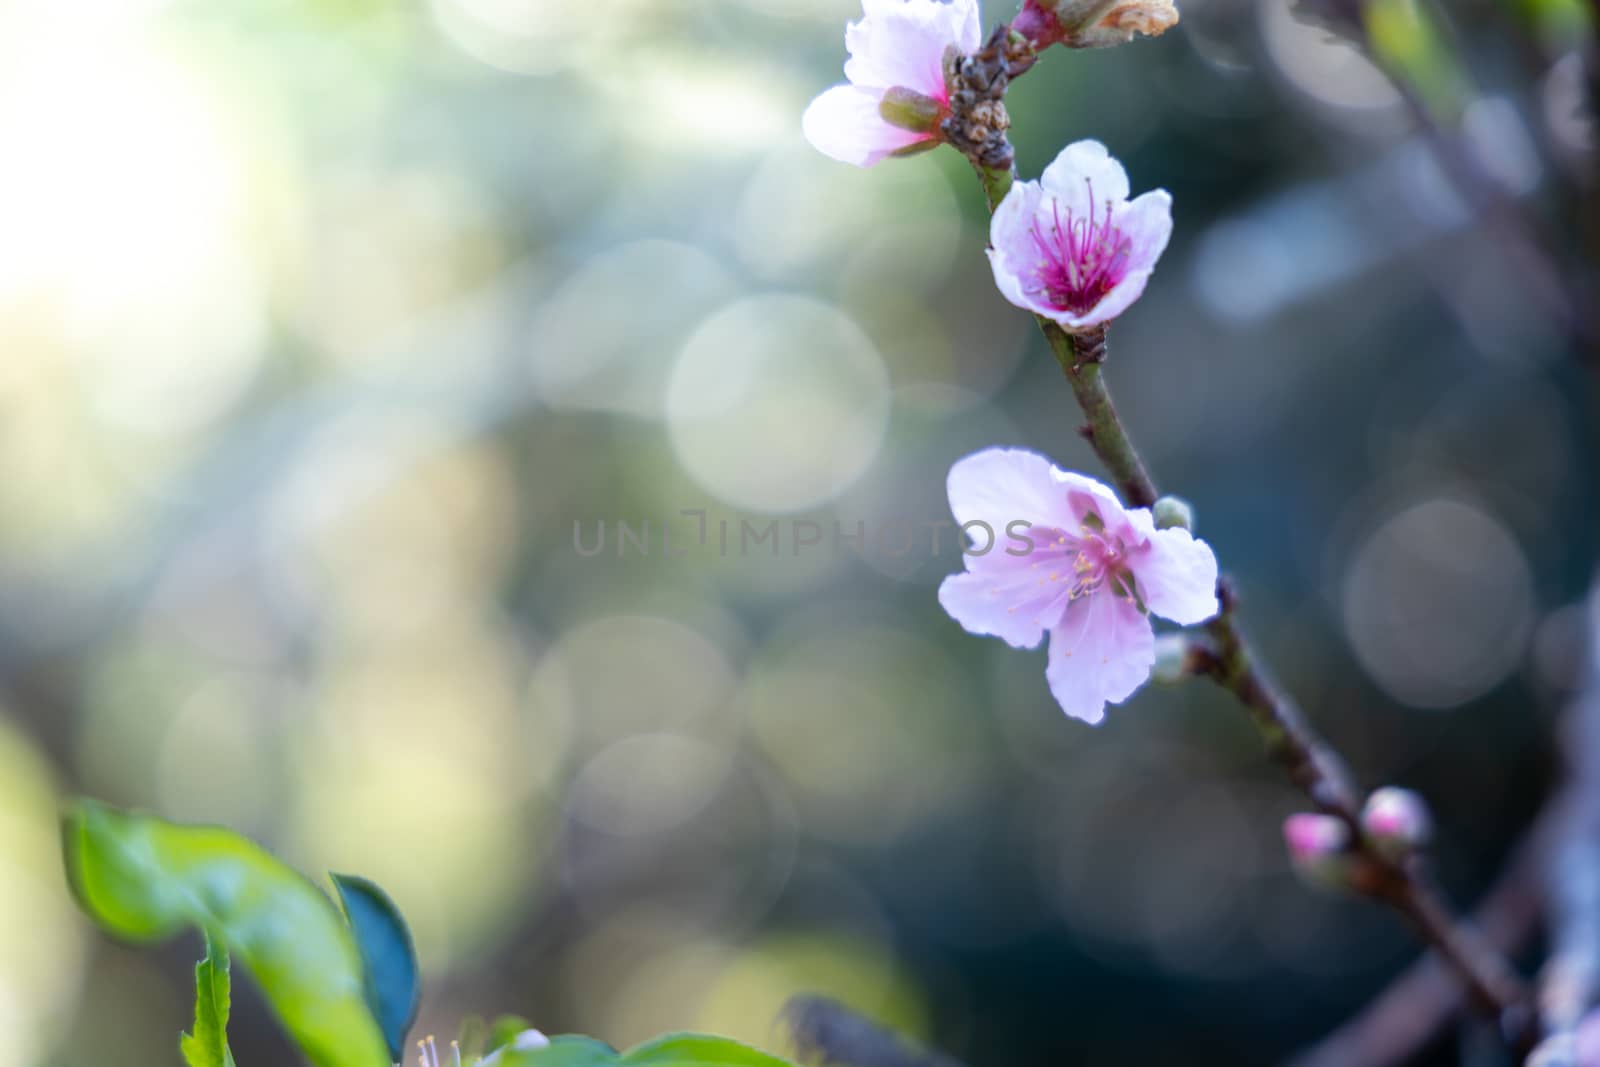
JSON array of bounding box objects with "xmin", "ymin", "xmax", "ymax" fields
[{"xmin": 1288, "ymin": 818, "xmax": 1551, "ymax": 1067}]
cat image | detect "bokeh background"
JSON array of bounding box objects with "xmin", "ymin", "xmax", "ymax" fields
[{"xmin": 1, "ymin": 0, "xmax": 1597, "ymax": 1064}]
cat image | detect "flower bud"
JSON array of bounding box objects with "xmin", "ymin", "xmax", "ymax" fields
[
  {"xmin": 1150, "ymin": 634, "xmax": 1193, "ymax": 685},
  {"xmin": 1153, "ymin": 495, "xmax": 1194, "ymax": 532},
  {"xmin": 878, "ymin": 87, "xmax": 945, "ymax": 135},
  {"xmin": 1071, "ymin": 0, "xmax": 1180, "ymax": 48},
  {"xmin": 1283, "ymin": 813, "xmax": 1353, "ymax": 890},
  {"xmin": 1360, "ymin": 787, "xmax": 1432, "ymax": 859},
  {"xmin": 1011, "ymin": 0, "xmax": 1178, "ymax": 51}
]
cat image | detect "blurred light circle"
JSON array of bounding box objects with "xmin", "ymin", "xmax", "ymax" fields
[
  {"xmin": 1342, "ymin": 497, "xmax": 1533, "ymax": 708},
  {"xmin": 428, "ymin": 0, "xmax": 609, "ymax": 74},
  {"xmin": 0, "ymin": 36, "xmax": 270, "ymax": 435},
  {"xmin": 530, "ymin": 614, "xmax": 735, "ymax": 748},
  {"xmin": 737, "ymin": 614, "xmax": 984, "ymax": 843},
  {"xmin": 567, "ymin": 733, "xmax": 735, "ymax": 837},
  {"xmin": 0, "ymin": 715, "xmax": 86, "ymax": 1065},
  {"xmin": 561, "ymin": 758, "xmax": 799, "ymax": 932},
  {"xmin": 667, "ymin": 295, "xmax": 889, "ymax": 513},
  {"xmin": 155, "ymin": 674, "xmax": 274, "ymax": 832},
  {"xmin": 734, "ymin": 144, "xmax": 959, "ymax": 282},
  {"xmin": 289, "ymin": 631, "xmax": 545, "ymax": 966},
  {"xmin": 1258, "ymin": 0, "xmax": 1402, "ymax": 118},
  {"xmin": 1532, "ymin": 602, "xmax": 1586, "ymax": 694},
  {"xmin": 527, "ymin": 240, "xmax": 735, "ymax": 416}
]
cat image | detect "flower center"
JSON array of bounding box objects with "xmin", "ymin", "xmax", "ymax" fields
[
  {"xmin": 1029, "ymin": 181, "xmax": 1132, "ymax": 315},
  {"xmin": 1034, "ymin": 527, "xmax": 1135, "ymax": 605}
]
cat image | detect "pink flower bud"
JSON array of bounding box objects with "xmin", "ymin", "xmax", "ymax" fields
[
  {"xmin": 1012, "ymin": 0, "xmax": 1179, "ymax": 52},
  {"xmin": 1361, "ymin": 787, "xmax": 1432, "ymax": 858},
  {"xmin": 1283, "ymin": 813, "xmax": 1352, "ymax": 889}
]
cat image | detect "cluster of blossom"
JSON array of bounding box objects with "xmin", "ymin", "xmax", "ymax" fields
[
  {"xmin": 804, "ymin": 0, "xmax": 1199, "ymax": 724},
  {"xmin": 801, "ymin": 0, "xmax": 1454, "ymax": 919}
]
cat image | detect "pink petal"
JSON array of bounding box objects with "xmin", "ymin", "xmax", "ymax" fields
[
  {"xmin": 1126, "ymin": 509, "xmax": 1220, "ymax": 625},
  {"xmin": 1070, "ymin": 268, "xmax": 1154, "ymax": 330},
  {"xmin": 947, "ymin": 447, "xmax": 1076, "ymax": 537},
  {"xmin": 845, "ymin": 0, "xmax": 978, "ymax": 98},
  {"xmin": 802, "ymin": 85, "xmax": 930, "ymax": 168},
  {"xmin": 939, "ymin": 558, "xmax": 1059, "ymax": 650},
  {"xmin": 1044, "ymin": 593, "xmax": 1155, "ymax": 723},
  {"xmin": 1039, "ymin": 140, "xmax": 1131, "ymax": 218},
  {"xmin": 1057, "ymin": 471, "xmax": 1140, "ymax": 545}
]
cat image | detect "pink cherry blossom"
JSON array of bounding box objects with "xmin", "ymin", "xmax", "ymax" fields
[
  {"xmin": 987, "ymin": 140, "xmax": 1173, "ymax": 331},
  {"xmin": 802, "ymin": 0, "xmax": 982, "ymax": 168},
  {"xmin": 937, "ymin": 447, "xmax": 1219, "ymax": 723}
]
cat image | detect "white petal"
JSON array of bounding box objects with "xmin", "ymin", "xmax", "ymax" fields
[
  {"xmin": 802, "ymin": 85, "xmax": 928, "ymax": 167},
  {"xmin": 845, "ymin": 0, "xmax": 970, "ymax": 97},
  {"xmin": 947, "ymin": 446, "xmax": 1076, "ymax": 535},
  {"xmin": 1040, "ymin": 139, "xmax": 1131, "ymax": 216},
  {"xmin": 986, "ymin": 181, "xmax": 1062, "ymax": 317},
  {"xmin": 950, "ymin": 0, "xmax": 984, "ymax": 51},
  {"xmin": 1075, "ymin": 267, "xmax": 1154, "ymax": 329},
  {"xmin": 1127, "ymin": 509, "xmax": 1220, "ymax": 625},
  {"xmin": 1114, "ymin": 189, "xmax": 1173, "ymax": 276},
  {"xmin": 1053, "ymin": 469, "xmax": 1139, "ymax": 543},
  {"xmin": 1045, "ymin": 593, "xmax": 1155, "ymax": 723}
]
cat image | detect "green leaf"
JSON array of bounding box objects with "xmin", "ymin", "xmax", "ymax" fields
[
  {"xmin": 62, "ymin": 800, "xmax": 392, "ymax": 1067},
  {"xmin": 493, "ymin": 1034, "xmax": 799, "ymax": 1067},
  {"xmin": 331, "ymin": 873, "xmax": 421, "ymax": 1062},
  {"xmin": 180, "ymin": 933, "xmax": 237, "ymax": 1067}
]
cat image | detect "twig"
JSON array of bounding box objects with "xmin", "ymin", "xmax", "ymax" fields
[
  {"xmin": 941, "ymin": 1, "xmax": 1533, "ymax": 1041},
  {"xmin": 1037, "ymin": 318, "xmax": 1533, "ymax": 1030},
  {"xmin": 1289, "ymin": 819, "xmax": 1550, "ymax": 1067}
]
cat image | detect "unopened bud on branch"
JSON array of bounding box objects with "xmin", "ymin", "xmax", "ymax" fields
[
  {"xmin": 1012, "ymin": 0, "xmax": 1179, "ymax": 51},
  {"xmin": 1151, "ymin": 634, "xmax": 1194, "ymax": 685},
  {"xmin": 1361, "ymin": 787, "xmax": 1432, "ymax": 859},
  {"xmin": 1283, "ymin": 813, "xmax": 1354, "ymax": 890},
  {"xmin": 1153, "ymin": 496, "xmax": 1194, "ymax": 531}
]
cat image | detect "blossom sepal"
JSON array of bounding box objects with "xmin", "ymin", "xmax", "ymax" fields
[{"xmin": 879, "ymin": 86, "xmax": 946, "ymax": 133}]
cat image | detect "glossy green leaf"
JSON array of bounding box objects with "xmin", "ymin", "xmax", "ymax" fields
[
  {"xmin": 62, "ymin": 800, "xmax": 391, "ymax": 1067},
  {"xmin": 332, "ymin": 873, "xmax": 420, "ymax": 1061},
  {"xmin": 180, "ymin": 933, "xmax": 236, "ymax": 1067},
  {"xmin": 493, "ymin": 1034, "xmax": 799, "ymax": 1067}
]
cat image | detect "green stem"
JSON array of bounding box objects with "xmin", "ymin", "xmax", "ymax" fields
[{"xmin": 975, "ymin": 162, "xmax": 1014, "ymax": 212}]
